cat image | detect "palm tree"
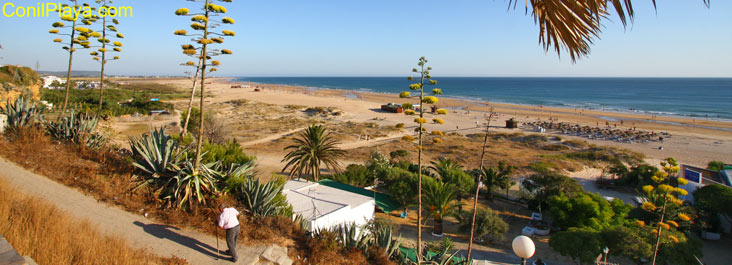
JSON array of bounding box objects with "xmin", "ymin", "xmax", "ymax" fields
[
  {"xmin": 423, "ymin": 180, "xmax": 459, "ymax": 236},
  {"xmin": 477, "ymin": 161, "xmax": 516, "ymax": 200},
  {"xmin": 282, "ymin": 124, "xmax": 345, "ymax": 181},
  {"xmin": 517, "ymin": 0, "xmax": 710, "ymax": 62},
  {"xmin": 429, "ymin": 158, "xmax": 463, "ymax": 181}
]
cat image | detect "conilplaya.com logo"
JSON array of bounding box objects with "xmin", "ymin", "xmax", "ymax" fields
[{"xmin": 2, "ymin": 2, "xmax": 132, "ymax": 19}]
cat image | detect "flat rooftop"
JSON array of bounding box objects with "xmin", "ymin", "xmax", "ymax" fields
[{"xmin": 283, "ymin": 179, "xmax": 373, "ymax": 221}]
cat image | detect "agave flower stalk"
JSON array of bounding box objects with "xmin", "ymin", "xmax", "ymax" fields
[
  {"xmin": 49, "ymin": 1, "xmax": 92, "ymax": 119},
  {"xmin": 174, "ymin": 0, "xmax": 235, "ymax": 169},
  {"xmin": 88, "ymin": 0, "xmax": 124, "ymax": 115},
  {"xmin": 466, "ymin": 107, "xmax": 495, "ymax": 260},
  {"xmin": 180, "ymin": 56, "xmax": 203, "ymax": 139},
  {"xmin": 400, "ymin": 56, "xmax": 444, "ymax": 260}
]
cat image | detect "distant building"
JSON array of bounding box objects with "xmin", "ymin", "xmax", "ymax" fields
[
  {"xmin": 283, "ymin": 179, "xmax": 375, "ymax": 231},
  {"xmin": 42, "ymin": 75, "xmax": 64, "ymax": 89}
]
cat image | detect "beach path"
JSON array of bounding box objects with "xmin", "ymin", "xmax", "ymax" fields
[
  {"xmin": 239, "ymin": 126, "xmax": 308, "ymax": 147},
  {"xmin": 0, "ymin": 157, "xmax": 292, "ymax": 265}
]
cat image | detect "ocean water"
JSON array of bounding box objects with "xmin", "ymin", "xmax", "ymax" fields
[{"xmin": 235, "ymin": 77, "xmax": 732, "ymax": 120}]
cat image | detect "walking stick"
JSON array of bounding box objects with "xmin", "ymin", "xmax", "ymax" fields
[{"xmin": 215, "ymin": 224, "xmax": 220, "ymax": 260}]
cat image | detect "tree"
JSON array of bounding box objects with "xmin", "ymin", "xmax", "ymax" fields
[
  {"xmin": 515, "ymin": 0, "xmax": 711, "ymax": 62},
  {"xmin": 422, "ymin": 179, "xmax": 459, "ymax": 236},
  {"xmin": 547, "ymin": 192, "xmax": 617, "ymax": 230},
  {"xmin": 282, "ymin": 124, "xmax": 345, "ymax": 181},
  {"xmin": 693, "ymin": 184, "xmax": 732, "ymax": 217},
  {"xmin": 399, "ymin": 56, "xmax": 445, "ymax": 258},
  {"xmin": 522, "ymin": 173, "xmax": 584, "ymax": 211},
  {"xmin": 549, "ymin": 227, "xmax": 603, "ymax": 265},
  {"xmin": 475, "ymin": 161, "xmax": 516, "ymax": 200},
  {"xmin": 387, "ymin": 172, "xmax": 418, "ymax": 213},
  {"xmin": 89, "ymin": 0, "xmax": 123, "ymax": 115},
  {"xmin": 458, "ymin": 208, "xmax": 508, "ymax": 243},
  {"xmin": 430, "ymin": 158, "xmax": 474, "ymax": 200},
  {"xmin": 600, "ymin": 225, "xmax": 653, "ymax": 263},
  {"xmin": 49, "ymin": 1, "xmax": 92, "ymax": 118},
  {"xmin": 174, "ymin": 0, "xmax": 236, "ymax": 168},
  {"xmin": 706, "ymin": 161, "xmax": 726, "ymax": 172}
]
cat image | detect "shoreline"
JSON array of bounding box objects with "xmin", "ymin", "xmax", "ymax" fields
[
  {"xmin": 232, "ymin": 78, "xmax": 732, "ymax": 128},
  {"xmin": 225, "ymin": 78, "xmax": 732, "ymax": 133}
]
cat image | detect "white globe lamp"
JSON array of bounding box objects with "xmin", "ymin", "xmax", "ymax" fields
[{"xmin": 512, "ymin": 235, "xmax": 536, "ymax": 265}]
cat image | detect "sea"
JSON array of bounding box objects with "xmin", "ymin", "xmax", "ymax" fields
[{"xmin": 234, "ymin": 77, "xmax": 732, "ymax": 121}]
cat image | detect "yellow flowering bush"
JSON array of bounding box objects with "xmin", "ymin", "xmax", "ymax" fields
[{"xmin": 422, "ymin": 96, "xmax": 439, "ymax": 104}]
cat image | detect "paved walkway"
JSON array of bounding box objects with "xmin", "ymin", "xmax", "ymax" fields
[{"xmin": 0, "ymin": 158, "xmax": 291, "ymax": 265}]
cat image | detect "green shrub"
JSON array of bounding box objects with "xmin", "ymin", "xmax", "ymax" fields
[
  {"xmin": 529, "ymin": 161, "xmax": 556, "ymax": 174},
  {"xmin": 707, "ymin": 161, "xmax": 726, "ymax": 172},
  {"xmin": 41, "ymin": 83, "xmax": 179, "ymax": 117},
  {"xmin": 327, "ymin": 164, "xmax": 372, "ymax": 187},
  {"xmin": 389, "ymin": 149, "xmax": 409, "ymax": 160}
]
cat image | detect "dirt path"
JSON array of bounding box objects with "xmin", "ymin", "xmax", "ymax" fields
[
  {"xmin": 0, "ymin": 158, "xmax": 291, "ymax": 265},
  {"xmin": 238, "ymin": 127, "xmax": 307, "ymax": 147}
]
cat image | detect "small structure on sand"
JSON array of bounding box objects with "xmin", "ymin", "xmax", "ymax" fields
[{"xmin": 283, "ymin": 179, "xmax": 375, "ymax": 231}]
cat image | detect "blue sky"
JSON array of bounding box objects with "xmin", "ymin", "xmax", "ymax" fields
[{"xmin": 1, "ymin": 0, "xmax": 730, "ymax": 77}]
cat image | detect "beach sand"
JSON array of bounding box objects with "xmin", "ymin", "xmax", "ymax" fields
[{"xmin": 133, "ymin": 77, "xmax": 731, "ymax": 168}]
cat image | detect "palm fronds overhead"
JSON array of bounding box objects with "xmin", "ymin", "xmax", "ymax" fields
[{"xmin": 513, "ymin": 0, "xmax": 711, "ymax": 62}]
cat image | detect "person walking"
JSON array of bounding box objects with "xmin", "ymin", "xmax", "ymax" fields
[{"xmin": 217, "ymin": 204, "xmax": 241, "ymax": 262}]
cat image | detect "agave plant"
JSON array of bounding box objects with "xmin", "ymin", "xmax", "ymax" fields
[
  {"xmin": 129, "ymin": 127, "xmax": 181, "ymax": 178},
  {"xmin": 1, "ymin": 96, "xmax": 45, "ymax": 129},
  {"xmin": 47, "ymin": 111, "xmax": 106, "ymax": 148},
  {"xmin": 335, "ymin": 223, "xmax": 371, "ymax": 253},
  {"xmin": 173, "ymin": 160, "xmax": 222, "ymax": 209},
  {"xmin": 373, "ymin": 223, "xmax": 403, "ymax": 259},
  {"xmin": 236, "ymin": 177, "xmax": 286, "ymax": 217},
  {"xmin": 220, "ymin": 160, "xmax": 257, "ymax": 194}
]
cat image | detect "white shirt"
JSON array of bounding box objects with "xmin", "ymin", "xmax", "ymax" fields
[{"xmin": 218, "ymin": 208, "xmax": 240, "ymax": 229}]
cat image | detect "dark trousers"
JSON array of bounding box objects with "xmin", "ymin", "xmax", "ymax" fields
[{"xmin": 225, "ymin": 225, "xmax": 240, "ymax": 261}]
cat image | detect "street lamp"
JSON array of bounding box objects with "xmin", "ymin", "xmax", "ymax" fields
[
  {"xmin": 512, "ymin": 235, "xmax": 536, "ymax": 265},
  {"xmin": 603, "ymin": 247, "xmax": 609, "ymax": 263}
]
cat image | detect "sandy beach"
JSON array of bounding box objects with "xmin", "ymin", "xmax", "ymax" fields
[{"xmin": 121, "ymin": 77, "xmax": 731, "ymax": 170}]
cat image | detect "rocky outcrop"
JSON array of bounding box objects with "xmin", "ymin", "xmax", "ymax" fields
[
  {"xmin": 0, "ymin": 66, "xmax": 42, "ymax": 108},
  {"xmin": 238, "ymin": 245, "xmax": 293, "ymax": 265}
]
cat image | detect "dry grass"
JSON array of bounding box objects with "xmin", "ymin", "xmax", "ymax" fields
[
  {"xmin": 0, "ymin": 179, "xmax": 187, "ymax": 265},
  {"xmin": 345, "ymin": 132, "xmax": 643, "ymax": 174}
]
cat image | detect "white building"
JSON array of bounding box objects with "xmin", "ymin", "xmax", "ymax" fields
[
  {"xmin": 283, "ymin": 179, "xmax": 375, "ymax": 231},
  {"xmin": 42, "ymin": 75, "xmax": 65, "ymax": 89}
]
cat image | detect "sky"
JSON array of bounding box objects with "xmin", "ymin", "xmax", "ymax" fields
[{"xmin": 0, "ymin": 0, "xmax": 731, "ymax": 77}]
